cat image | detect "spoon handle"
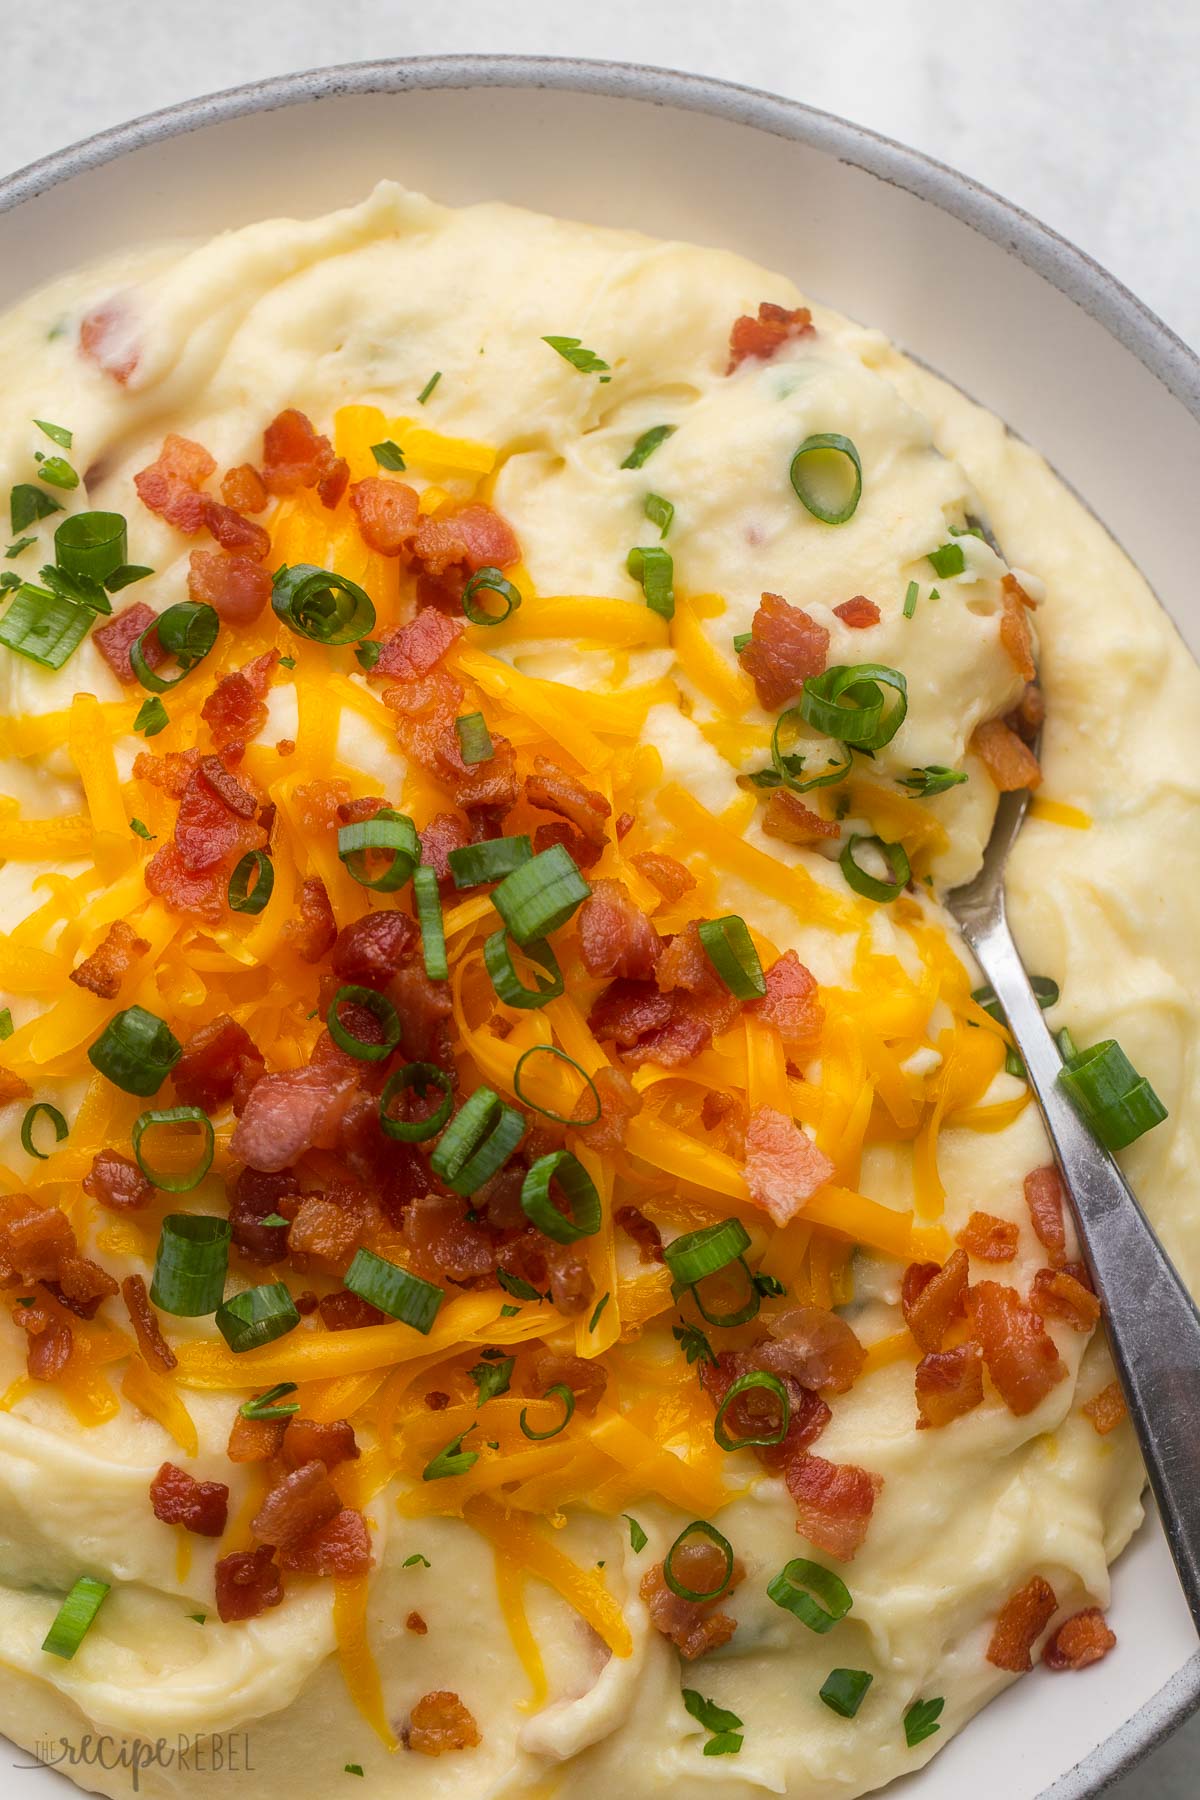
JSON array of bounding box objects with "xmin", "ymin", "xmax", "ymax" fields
[{"xmin": 962, "ymin": 902, "xmax": 1200, "ymax": 1636}]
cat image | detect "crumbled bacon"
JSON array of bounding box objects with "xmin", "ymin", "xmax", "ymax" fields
[
  {"xmin": 200, "ymin": 649, "xmax": 279, "ymax": 751},
  {"xmin": 394, "ymin": 709, "xmax": 520, "ymax": 824},
  {"xmin": 628, "ymin": 851, "xmax": 695, "ymax": 903},
  {"xmin": 1043, "ymin": 1608, "xmax": 1116, "ymax": 1672},
  {"xmin": 228, "ymin": 1409, "xmax": 288, "ymax": 1463},
  {"xmin": 215, "ymin": 1546, "xmax": 283, "ymax": 1623},
  {"xmin": 21, "ymin": 1308, "xmax": 73, "ymax": 1381},
  {"xmin": 262, "ymin": 409, "xmax": 347, "ymax": 508},
  {"xmin": 414, "ymin": 502, "xmax": 520, "ymax": 581},
  {"xmin": 150, "ymin": 1461, "xmax": 229, "ymax": 1537},
  {"xmin": 745, "ymin": 1106, "xmax": 834, "ymax": 1225},
  {"xmin": 403, "ymin": 1193, "xmax": 494, "ymax": 1284},
  {"xmin": 418, "ymin": 812, "xmax": 473, "ymax": 892},
  {"xmin": 122, "ymin": 1274, "xmax": 176, "ymax": 1373},
  {"xmin": 755, "ymin": 1304, "xmax": 865, "ymax": 1395},
  {"xmin": 957, "ymin": 1211, "xmax": 1020, "ymax": 1262},
  {"xmin": 202, "ymin": 500, "xmax": 271, "ymax": 559},
  {"xmin": 0, "ymin": 1199, "xmax": 72, "ymax": 1283},
  {"xmin": 287, "ymin": 1192, "xmax": 364, "ymax": 1275},
  {"xmin": 987, "ymin": 1575, "xmax": 1058, "ymax": 1672},
  {"xmin": 727, "ymin": 301, "xmax": 814, "ymax": 373},
  {"xmin": 285, "ymin": 877, "xmax": 337, "ymax": 964},
  {"xmin": 833, "ymin": 596, "xmax": 880, "ymax": 628},
  {"xmin": 578, "ymin": 1065, "xmax": 643, "ymax": 1152},
  {"xmin": 614, "ymin": 1203, "xmax": 663, "ymax": 1262},
  {"xmin": 79, "ymin": 296, "xmax": 140, "ymax": 384},
  {"xmin": 93, "ymin": 602, "xmax": 167, "ymax": 685},
  {"xmin": 230, "ymin": 1064, "xmax": 360, "ymax": 1173},
  {"xmin": 1083, "ymin": 1380, "xmax": 1126, "ymax": 1436},
  {"xmin": 279, "ymin": 1506, "xmax": 372, "ymax": 1576},
  {"xmin": 526, "ymin": 1350, "xmax": 608, "ymax": 1416},
  {"xmin": 1008, "ymin": 681, "xmax": 1046, "ymax": 743},
  {"xmin": 69, "ymin": 920, "xmax": 150, "ymax": 1000},
  {"xmin": 740, "ymin": 593, "xmax": 830, "ymax": 711},
  {"xmin": 168, "ymin": 766, "xmax": 265, "ymax": 885},
  {"xmin": 228, "ymin": 1166, "xmax": 297, "ymax": 1264},
  {"xmin": 319, "ymin": 1288, "xmax": 385, "ymax": 1331},
  {"xmin": 282, "ymin": 1417, "xmax": 359, "ymax": 1470},
  {"xmin": 762, "ymin": 788, "xmax": 840, "ymax": 844},
  {"xmin": 968, "ymin": 1280, "xmax": 1067, "ymax": 1415},
  {"xmin": 526, "ymin": 756, "xmax": 611, "ymax": 848},
  {"xmin": 407, "ymin": 1611, "xmax": 428, "ymax": 1634},
  {"xmin": 374, "ymin": 608, "xmax": 464, "ymax": 682},
  {"xmin": 1000, "ymin": 573, "xmax": 1037, "ymax": 682},
  {"xmin": 748, "ymin": 950, "xmax": 825, "ymax": 1046},
  {"xmin": 173, "ymin": 1014, "xmax": 265, "ymax": 1114},
  {"xmin": 349, "ymin": 477, "xmax": 421, "ymax": 555},
  {"xmin": 406, "ymin": 1691, "xmax": 481, "ymax": 1756},
  {"xmin": 84, "ymin": 1148, "xmax": 153, "ymax": 1213},
  {"xmin": 187, "ymin": 549, "xmax": 272, "ymax": 625},
  {"xmin": 1030, "ymin": 1266, "xmax": 1101, "ymax": 1333},
  {"xmin": 143, "ymin": 845, "xmax": 224, "ymax": 923},
  {"xmin": 640, "ymin": 1541, "xmax": 744, "ymax": 1659},
  {"xmin": 915, "ymin": 1343, "xmax": 984, "ymax": 1429},
  {"xmin": 971, "ymin": 718, "xmax": 1043, "ymax": 792},
  {"xmin": 251, "ymin": 1459, "xmax": 341, "ymax": 1548},
  {"xmin": 0, "ymin": 1068, "xmax": 31, "ymax": 1105},
  {"xmin": 390, "ymin": 962, "xmax": 454, "ymax": 1065},
  {"xmin": 785, "ymin": 1451, "xmax": 882, "ymax": 1561},
  {"xmin": 1024, "ymin": 1166, "xmax": 1067, "ymax": 1268},
  {"xmin": 331, "ymin": 909, "xmax": 418, "ymax": 990},
  {"xmin": 902, "ymin": 1248, "xmax": 968, "ymax": 1353},
  {"xmin": 134, "ymin": 434, "xmax": 216, "ymax": 532},
  {"xmin": 221, "ymin": 464, "xmax": 268, "ymax": 513},
  {"xmin": 133, "ymin": 747, "xmax": 201, "ymax": 800},
  {"xmin": 588, "ymin": 978, "xmax": 710, "ymax": 1070},
  {"xmin": 51, "ymin": 1252, "xmax": 118, "ymax": 1320},
  {"xmin": 546, "ymin": 1242, "xmax": 595, "ymax": 1317},
  {"xmin": 578, "ymin": 880, "xmax": 660, "ymax": 981}
]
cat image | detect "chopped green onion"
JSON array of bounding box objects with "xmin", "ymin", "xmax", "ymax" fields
[
  {"xmin": 42, "ymin": 1576, "xmax": 109, "ymax": 1659},
  {"xmin": 589, "ymin": 1291, "xmax": 610, "ymax": 1332},
  {"xmin": 378, "ymin": 1061, "xmax": 455, "ymax": 1143},
  {"xmin": 417, "ymin": 371, "xmax": 442, "ymax": 405},
  {"xmin": 840, "ymin": 834, "xmax": 911, "ymax": 903},
  {"xmin": 484, "ymin": 929, "xmax": 563, "ymax": 1010},
  {"xmin": 0, "ymin": 1009, "xmax": 12, "ymax": 1040},
  {"xmin": 790, "ymin": 433, "xmax": 862, "ymax": 524},
  {"xmin": 820, "ymin": 1669, "xmax": 873, "ymax": 1719},
  {"xmin": 131, "ymin": 601, "xmax": 219, "ymax": 691},
  {"xmin": 6, "ymin": 536, "xmax": 34, "ymax": 558},
  {"xmin": 35, "ymin": 455, "xmax": 78, "ymax": 490},
  {"xmin": 370, "ymin": 440, "xmax": 406, "ymax": 471},
  {"xmin": 664, "ymin": 1521, "xmax": 734, "ymax": 1602},
  {"xmin": 519, "ymin": 1381, "xmax": 575, "ymax": 1439},
  {"xmin": 928, "ymin": 542, "xmax": 965, "ymax": 578},
  {"xmin": 732, "ymin": 631, "xmax": 752, "ymax": 654},
  {"xmin": 543, "ymin": 335, "xmax": 610, "ymax": 375},
  {"xmin": 260, "ymin": 1214, "xmax": 289, "ymax": 1229},
  {"xmin": 492, "ymin": 843, "xmax": 591, "ymax": 945},
  {"xmin": 272, "ymin": 563, "xmax": 376, "ymax": 644},
  {"xmin": 240, "ymin": 1382, "xmax": 299, "ymax": 1421},
  {"xmin": 134, "ymin": 695, "xmax": 169, "ymax": 737},
  {"xmin": 327, "ymin": 985, "xmax": 402, "ymax": 1062},
  {"xmin": 55, "ymin": 511, "xmax": 127, "ymax": 583},
  {"xmin": 132, "ymin": 1107, "xmax": 215, "ymax": 1192},
  {"xmin": 1057, "ymin": 1026, "xmax": 1078, "ymax": 1062},
  {"xmin": 130, "ymin": 818, "xmax": 155, "ymax": 841},
  {"xmin": 469, "ymin": 1354, "xmax": 514, "ymax": 1404},
  {"xmin": 228, "ymin": 849, "xmax": 274, "ymax": 914},
  {"xmin": 34, "ymin": 419, "xmax": 72, "ymax": 449},
  {"xmin": 623, "ymin": 1514, "xmax": 648, "ymax": 1553},
  {"xmin": 621, "ymin": 424, "xmax": 675, "ymax": 469},
  {"xmin": 455, "ymin": 711, "xmax": 494, "ymax": 765},
  {"xmin": 89, "ymin": 1005, "xmax": 182, "ymax": 1096},
  {"xmin": 150, "ymin": 1214, "xmax": 230, "ymax": 1316},
  {"xmin": 520, "ymin": 1151, "xmax": 601, "ymax": 1244},
  {"xmin": 713, "ymin": 1369, "xmax": 790, "ymax": 1451},
  {"xmin": 644, "ymin": 492, "xmax": 674, "ymax": 538},
  {"xmin": 462, "ymin": 566, "xmax": 521, "ymax": 626},
  {"xmin": 422, "ymin": 1429, "xmax": 478, "ymax": 1480},
  {"xmin": 513, "ymin": 1043, "xmax": 601, "ymax": 1127},
  {"xmin": 626, "ymin": 544, "xmax": 674, "ymax": 620},
  {"xmin": 765, "ymin": 705, "xmax": 855, "ymax": 795},
  {"xmin": 216, "ymin": 1282, "xmax": 300, "ymax": 1353},
  {"xmin": 663, "ymin": 1218, "xmax": 751, "ymax": 1289},
  {"xmin": 1059, "ymin": 1038, "xmax": 1168, "ymax": 1150},
  {"xmin": 345, "ymin": 1248, "xmax": 444, "ymax": 1334},
  {"xmin": 903, "ymin": 580, "xmax": 919, "ymax": 619},
  {"xmin": 696, "ymin": 915, "xmax": 766, "ymax": 1000},
  {"xmin": 354, "ymin": 640, "xmax": 381, "ymax": 671},
  {"xmin": 767, "ymin": 1556, "xmax": 853, "ymax": 1633},
  {"xmin": 447, "ymin": 834, "xmax": 532, "ymax": 889},
  {"xmin": 0, "ymin": 585, "xmax": 94, "ymax": 669},
  {"xmin": 10, "ymin": 484, "xmax": 60, "ymax": 533},
  {"xmin": 900, "ymin": 765, "xmax": 967, "ymax": 798},
  {"xmin": 801, "ymin": 663, "xmax": 908, "ymax": 750},
  {"xmin": 344, "ymin": 1765, "xmax": 364, "ymax": 1777},
  {"xmin": 20, "ymin": 1102, "xmax": 68, "ymax": 1161},
  {"xmin": 904, "ymin": 1697, "xmax": 944, "ymax": 1747},
  {"xmin": 402, "ymin": 1553, "xmax": 431, "ymax": 1568},
  {"xmin": 413, "ymin": 865, "xmax": 448, "ymax": 982},
  {"xmin": 673, "ymin": 1322, "xmax": 717, "ymax": 1366},
  {"xmin": 337, "ymin": 807, "xmax": 420, "ymax": 892},
  {"xmin": 430, "ymin": 1087, "xmax": 525, "ymax": 1196}
]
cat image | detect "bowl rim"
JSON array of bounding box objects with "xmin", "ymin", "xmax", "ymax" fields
[{"xmin": 0, "ymin": 50, "xmax": 1196, "ymax": 1800}]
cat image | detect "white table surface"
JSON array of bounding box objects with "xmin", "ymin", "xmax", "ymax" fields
[{"xmin": 3, "ymin": 2, "xmax": 1197, "ymax": 1794}]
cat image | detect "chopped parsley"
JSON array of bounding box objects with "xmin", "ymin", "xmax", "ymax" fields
[
  {"xmin": 543, "ymin": 335, "xmax": 611, "ymax": 377},
  {"xmin": 673, "ymin": 1322, "xmax": 717, "ymax": 1367},
  {"xmin": 622, "ymin": 1514, "xmax": 648, "ymax": 1554},
  {"xmin": 5, "ymin": 537, "xmax": 35, "ymax": 559},
  {"xmin": 422, "ymin": 1430, "xmax": 479, "ymax": 1482},
  {"xmin": 402, "ymin": 1553, "xmax": 431, "ymax": 1569},
  {"xmin": 899, "ymin": 765, "xmax": 968, "ymax": 798},
  {"xmin": 133, "ymin": 696, "xmax": 170, "ymax": 738},
  {"xmin": 371, "ymin": 440, "xmax": 406, "ymax": 471},
  {"xmin": 10, "ymin": 484, "xmax": 61, "ymax": 534},
  {"xmin": 904, "ymin": 1697, "xmax": 945, "ymax": 1748},
  {"xmin": 682, "ymin": 1689, "xmax": 743, "ymax": 1756},
  {"xmin": 469, "ymin": 1355, "xmax": 514, "ymax": 1405},
  {"xmin": 34, "ymin": 420, "xmax": 72, "ymax": 449}
]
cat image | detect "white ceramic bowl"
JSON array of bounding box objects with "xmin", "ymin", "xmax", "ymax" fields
[{"xmin": 1, "ymin": 56, "xmax": 1197, "ymax": 1800}]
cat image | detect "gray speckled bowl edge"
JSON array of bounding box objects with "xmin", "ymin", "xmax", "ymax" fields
[{"xmin": 0, "ymin": 52, "xmax": 1196, "ymax": 1800}]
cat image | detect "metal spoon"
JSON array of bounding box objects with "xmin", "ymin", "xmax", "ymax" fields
[{"xmin": 946, "ymin": 772, "xmax": 1200, "ymax": 1635}]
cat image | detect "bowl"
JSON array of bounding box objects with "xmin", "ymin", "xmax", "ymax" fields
[{"xmin": 1, "ymin": 54, "xmax": 1197, "ymax": 1800}]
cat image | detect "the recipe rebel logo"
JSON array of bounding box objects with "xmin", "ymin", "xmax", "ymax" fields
[{"xmin": 14, "ymin": 1732, "xmax": 255, "ymax": 1790}]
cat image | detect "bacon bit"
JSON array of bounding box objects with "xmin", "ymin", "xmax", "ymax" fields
[
  {"xmin": 150, "ymin": 1461, "xmax": 229, "ymax": 1537},
  {"xmin": 230, "ymin": 1064, "xmax": 360, "ymax": 1174},
  {"xmin": 526, "ymin": 1350, "xmax": 608, "ymax": 1416},
  {"xmin": 81, "ymin": 1149, "xmax": 151, "ymax": 1216},
  {"xmin": 406, "ymin": 1611, "xmax": 428, "ymax": 1635},
  {"xmin": 740, "ymin": 592, "xmax": 830, "ymax": 710},
  {"xmin": 200, "ymin": 649, "xmax": 280, "ymax": 750},
  {"xmin": 251, "ymin": 1459, "xmax": 341, "ymax": 1549},
  {"xmin": 902, "ymin": 1249, "xmax": 969, "ymax": 1352},
  {"xmin": 320, "ymin": 1288, "xmax": 386, "ymax": 1332},
  {"xmin": 748, "ymin": 950, "xmax": 825, "ymax": 1048},
  {"xmin": 957, "ymin": 1211, "xmax": 1020, "ymax": 1262},
  {"xmin": 418, "ymin": 812, "xmax": 472, "ymax": 892},
  {"xmin": 93, "ymin": 602, "xmax": 167, "ymax": 685},
  {"xmin": 0, "ymin": 1068, "xmax": 31, "ymax": 1105},
  {"xmin": 0, "ymin": 1199, "xmax": 74, "ymax": 1282},
  {"xmin": 402, "ymin": 1194, "xmax": 494, "ymax": 1284},
  {"xmin": 122, "ymin": 1274, "xmax": 176, "ymax": 1373},
  {"xmin": 284, "ymin": 876, "xmax": 337, "ymax": 964},
  {"xmin": 171, "ymin": 764, "xmax": 264, "ymax": 880},
  {"xmin": 198, "ymin": 755, "xmax": 256, "ymax": 818},
  {"xmin": 173, "ymin": 1015, "xmax": 265, "ymax": 1114},
  {"xmin": 614, "ymin": 1203, "xmax": 663, "ymax": 1262},
  {"xmin": 701, "ymin": 1350, "xmax": 831, "ymax": 1469},
  {"xmin": 202, "ymin": 500, "xmax": 271, "ymax": 560},
  {"xmin": 79, "ymin": 296, "xmax": 140, "ymax": 384},
  {"xmin": 262, "ymin": 408, "xmax": 346, "ymax": 506},
  {"xmin": 588, "ymin": 978, "xmax": 710, "ymax": 1070},
  {"xmin": 338, "ymin": 797, "xmax": 385, "ymax": 827},
  {"xmin": 133, "ymin": 746, "xmax": 201, "ymax": 800},
  {"xmin": 1031, "ymin": 1267, "xmax": 1102, "ymax": 1333},
  {"xmin": 279, "ymin": 1507, "xmax": 372, "ymax": 1576},
  {"xmin": 578, "ymin": 1066, "xmax": 642, "ymax": 1152},
  {"xmin": 1024, "ymin": 1166, "xmax": 1067, "ymax": 1268},
  {"xmin": 968, "ymin": 1280, "xmax": 1067, "ymax": 1416},
  {"xmin": 221, "ymin": 464, "xmax": 268, "ymax": 513},
  {"xmin": 143, "ymin": 845, "xmax": 224, "ymax": 923},
  {"xmin": 915, "ymin": 1343, "xmax": 984, "ymax": 1430},
  {"xmin": 69, "ymin": 920, "xmax": 151, "ymax": 1001},
  {"xmin": 755, "ymin": 1304, "xmax": 865, "ymax": 1395},
  {"xmin": 833, "ymin": 596, "xmax": 881, "ymax": 629},
  {"xmin": 295, "ymin": 1290, "xmax": 319, "ymax": 1315},
  {"xmin": 1043, "ymin": 1608, "xmax": 1117, "ymax": 1672},
  {"xmin": 526, "ymin": 756, "xmax": 611, "ymax": 847},
  {"xmin": 971, "ymin": 717, "xmax": 1043, "ymax": 792},
  {"xmin": 702, "ymin": 1092, "xmax": 738, "ymax": 1131},
  {"xmin": 615, "ymin": 811, "xmax": 635, "ymax": 840},
  {"xmin": 390, "ymin": 962, "xmax": 454, "ymax": 1066},
  {"xmin": 287, "ymin": 1194, "xmax": 364, "ymax": 1275},
  {"xmin": 1007, "ymin": 681, "xmax": 1046, "ymax": 744},
  {"xmin": 134, "ymin": 434, "xmax": 216, "ymax": 532},
  {"xmin": 414, "ymin": 501, "xmax": 520, "ymax": 580},
  {"xmin": 745, "ymin": 1106, "xmax": 834, "ymax": 1225},
  {"xmin": 987, "ymin": 1575, "xmax": 1058, "ymax": 1672},
  {"xmin": 331, "ymin": 909, "xmax": 419, "ymax": 990},
  {"xmin": 22, "ymin": 1310, "xmax": 73, "ymax": 1382},
  {"xmin": 48, "ymin": 1251, "xmax": 117, "ymax": 1321},
  {"xmin": 727, "ymin": 301, "xmax": 814, "ymax": 373},
  {"xmin": 546, "ymin": 1243, "xmax": 594, "ymax": 1317},
  {"xmin": 282, "ymin": 1417, "xmax": 360, "ymax": 1470},
  {"xmin": 394, "ymin": 710, "xmax": 520, "ymax": 823},
  {"xmin": 1083, "ymin": 1380, "xmax": 1126, "ymax": 1436},
  {"xmin": 425, "ymin": 1391, "xmax": 450, "ymax": 1411},
  {"xmin": 1000, "ymin": 573, "xmax": 1037, "ymax": 682},
  {"xmin": 761, "ymin": 788, "xmax": 840, "ymax": 845},
  {"xmin": 640, "ymin": 1543, "xmax": 745, "ymax": 1659},
  {"xmin": 228, "ymin": 1166, "xmax": 297, "ymax": 1265},
  {"xmin": 187, "ymin": 549, "xmax": 272, "ymax": 625},
  {"xmin": 348, "ymin": 477, "xmax": 421, "ymax": 554},
  {"xmin": 374, "ymin": 608, "xmax": 465, "ymax": 682},
  {"xmin": 406, "ymin": 1691, "xmax": 481, "ymax": 1756},
  {"xmin": 215, "ymin": 1546, "xmax": 283, "ymax": 1623},
  {"xmin": 785, "ymin": 1451, "xmax": 882, "ymax": 1561},
  {"xmin": 228, "ymin": 1411, "xmax": 287, "ymax": 1463},
  {"xmin": 629, "ymin": 851, "xmax": 695, "ymax": 903},
  {"xmin": 529, "ymin": 819, "xmax": 594, "ymax": 868},
  {"xmin": 577, "ymin": 880, "xmax": 660, "ymax": 981}
]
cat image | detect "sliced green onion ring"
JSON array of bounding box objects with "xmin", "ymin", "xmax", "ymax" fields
[
  {"xmin": 337, "ymin": 807, "xmax": 420, "ymax": 892},
  {"xmin": 378, "ymin": 1062, "xmax": 455, "ymax": 1143},
  {"xmin": 663, "ymin": 1219, "xmax": 752, "ymax": 1289},
  {"xmin": 663, "ymin": 1520, "xmax": 735, "ymax": 1603},
  {"xmin": 413, "ymin": 865, "xmax": 448, "ymax": 982},
  {"xmin": 790, "ymin": 433, "xmax": 863, "ymax": 525},
  {"xmin": 42, "ymin": 1576, "xmax": 110, "ymax": 1660},
  {"xmin": 228, "ymin": 849, "xmax": 274, "ymax": 915},
  {"xmin": 130, "ymin": 601, "xmax": 219, "ymax": 692},
  {"xmin": 770, "ymin": 706, "xmax": 854, "ymax": 793},
  {"xmin": 447, "ymin": 835, "xmax": 532, "ymax": 889},
  {"xmin": 54, "ymin": 511, "xmax": 127, "ymax": 583},
  {"xmin": 132, "ymin": 1106, "xmax": 215, "ymax": 1192},
  {"xmin": 840, "ymin": 834, "xmax": 911, "ymax": 904},
  {"xmin": 626, "ymin": 544, "xmax": 675, "ymax": 620},
  {"xmin": 491, "ymin": 844, "xmax": 591, "ymax": 946},
  {"xmin": 520, "ymin": 1151, "xmax": 601, "ymax": 1244},
  {"xmin": 690, "ymin": 1257, "xmax": 763, "ymax": 1328},
  {"xmin": 150, "ymin": 1214, "xmax": 230, "ymax": 1316},
  {"xmin": 345, "ymin": 1247, "xmax": 444, "ymax": 1334},
  {"xmin": 696, "ymin": 916, "xmax": 767, "ymax": 1000},
  {"xmin": 0, "ymin": 586, "xmax": 94, "ymax": 670},
  {"xmin": 519, "ymin": 1382, "xmax": 576, "ymax": 1440},
  {"xmin": 88, "ymin": 1005, "xmax": 182, "ymax": 1097},
  {"xmin": 713, "ymin": 1369, "xmax": 791, "ymax": 1452},
  {"xmin": 1058, "ymin": 1039, "xmax": 1168, "ymax": 1151},
  {"xmin": 820, "ymin": 1669, "xmax": 873, "ymax": 1719},
  {"xmin": 800, "ymin": 663, "xmax": 908, "ymax": 750},
  {"xmin": 430, "ymin": 1087, "xmax": 526, "ymax": 1195},
  {"xmin": 240, "ymin": 1382, "xmax": 299, "ymax": 1421},
  {"xmin": 513, "ymin": 1043, "xmax": 602, "ymax": 1127},
  {"xmin": 20, "ymin": 1102, "xmax": 68, "ymax": 1161},
  {"xmin": 327, "ymin": 985, "xmax": 402, "ymax": 1062},
  {"xmin": 462, "ymin": 566, "xmax": 521, "ymax": 625},
  {"xmin": 272, "ymin": 563, "xmax": 376, "ymax": 644},
  {"xmin": 215, "ymin": 1282, "xmax": 300, "ymax": 1353},
  {"xmin": 767, "ymin": 1556, "xmax": 853, "ymax": 1633},
  {"xmin": 484, "ymin": 929, "xmax": 564, "ymax": 1010}
]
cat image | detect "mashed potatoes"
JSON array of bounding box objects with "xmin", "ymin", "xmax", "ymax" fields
[{"xmin": 0, "ymin": 182, "xmax": 1194, "ymax": 1800}]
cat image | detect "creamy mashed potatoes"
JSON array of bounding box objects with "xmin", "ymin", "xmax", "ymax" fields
[{"xmin": 0, "ymin": 182, "xmax": 1195, "ymax": 1800}]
